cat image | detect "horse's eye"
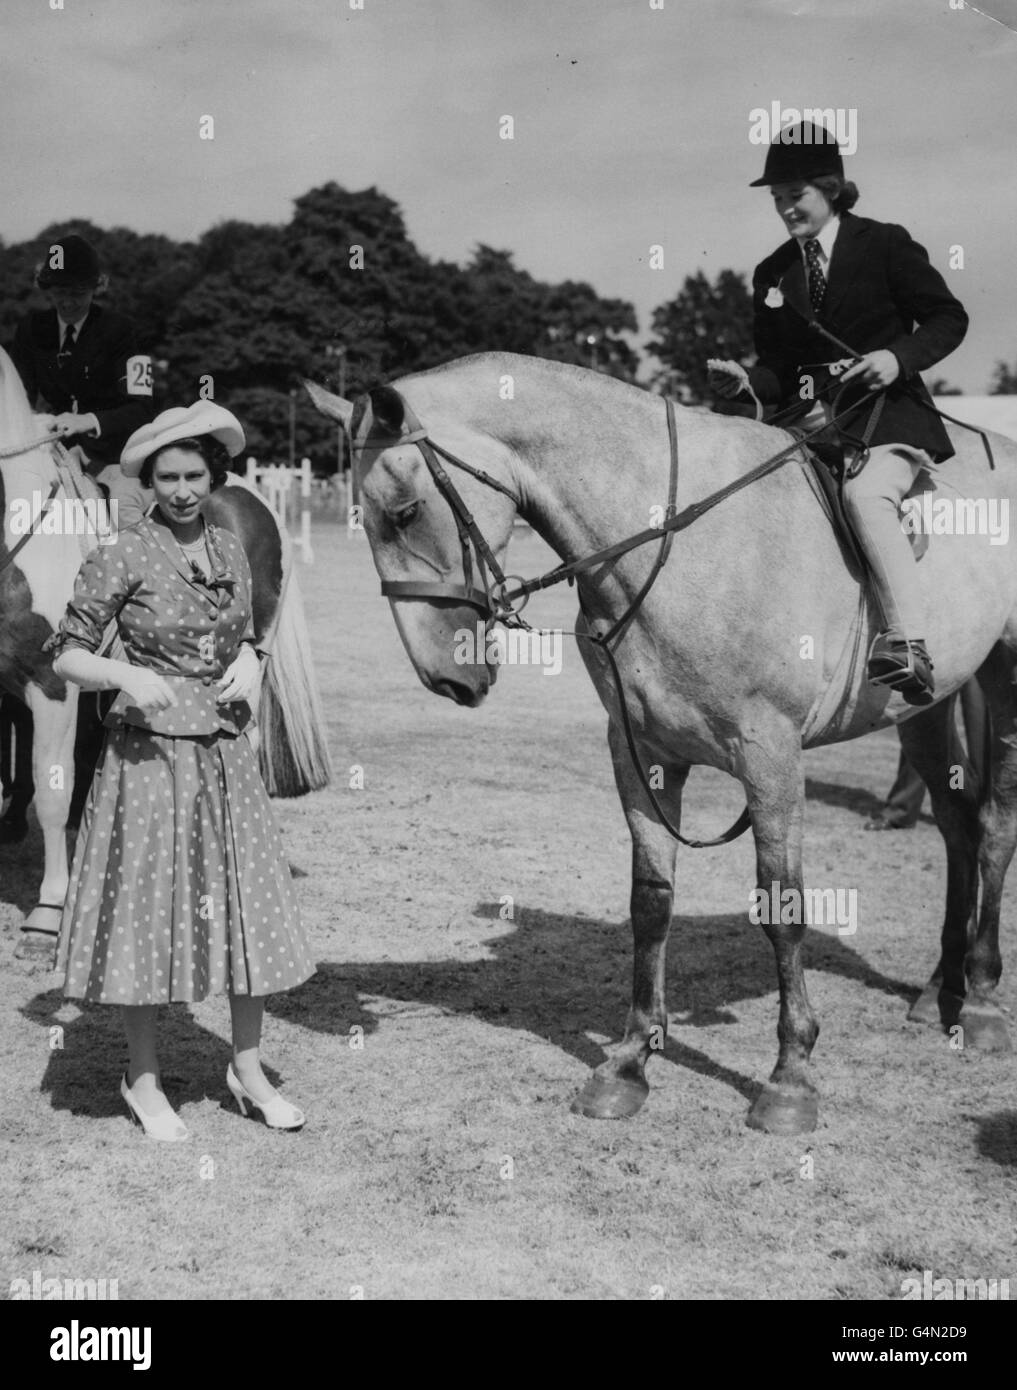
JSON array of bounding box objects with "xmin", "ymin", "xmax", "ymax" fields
[{"xmin": 391, "ymin": 501, "xmax": 420, "ymax": 530}]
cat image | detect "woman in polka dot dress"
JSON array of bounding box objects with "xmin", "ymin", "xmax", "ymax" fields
[{"xmin": 49, "ymin": 402, "xmax": 314, "ymax": 1140}]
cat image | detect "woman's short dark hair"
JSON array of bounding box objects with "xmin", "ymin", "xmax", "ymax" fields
[
  {"xmin": 811, "ymin": 175, "xmax": 860, "ymax": 213},
  {"xmin": 139, "ymin": 434, "xmax": 233, "ymax": 490}
]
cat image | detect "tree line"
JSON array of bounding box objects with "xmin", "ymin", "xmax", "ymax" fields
[{"xmin": 2, "ymin": 181, "xmax": 1011, "ymax": 467}]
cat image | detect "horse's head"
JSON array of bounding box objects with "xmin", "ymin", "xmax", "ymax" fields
[{"xmin": 307, "ymin": 379, "xmax": 520, "ymax": 706}]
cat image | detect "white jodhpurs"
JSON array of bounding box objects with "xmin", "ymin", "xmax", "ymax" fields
[{"xmin": 842, "ymin": 444, "xmax": 934, "ymax": 637}]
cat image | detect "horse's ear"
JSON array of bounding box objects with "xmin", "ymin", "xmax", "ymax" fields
[
  {"xmin": 303, "ymin": 379, "xmax": 354, "ymax": 430},
  {"xmin": 369, "ymin": 386, "xmax": 405, "ymax": 435}
]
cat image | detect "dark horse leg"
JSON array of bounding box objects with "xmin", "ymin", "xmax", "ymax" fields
[
  {"xmin": 0, "ymin": 699, "xmax": 10, "ymax": 797},
  {"xmin": 741, "ymin": 724, "xmax": 819, "ymax": 1135},
  {"xmin": 69, "ymin": 692, "xmax": 106, "ymax": 829},
  {"xmin": 572, "ymin": 721, "xmax": 686, "ymax": 1119},
  {"xmin": 0, "ymin": 695, "xmax": 34, "ymax": 842},
  {"xmin": 905, "ymin": 646, "xmax": 1015, "ymax": 1051}
]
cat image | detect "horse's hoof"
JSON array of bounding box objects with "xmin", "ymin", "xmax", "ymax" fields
[
  {"xmin": 746, "ymin": 1084, "xmax": 818, "ymax": 1135},
  {"xmin": 908, "ymin": 983, "xmax": 963, "ymax": 1028},
  {"xmin": 956, "ymin": 1006, "xmax": 1013, "ymax": 1054},
  {"xmin": 571, "ymin": 1070, "xmax": 649, "ymax": 1120},
  {"xmin": 0, "ymin": 817, "xmax": 29, "ymax": 844}
]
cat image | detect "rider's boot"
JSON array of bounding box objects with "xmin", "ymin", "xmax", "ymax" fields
[{"xmin": 867, "ymin": 632, "xmax": 935, "ymax": 705}]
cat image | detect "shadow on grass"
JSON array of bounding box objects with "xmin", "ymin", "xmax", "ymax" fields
[
  {"xmin": 969, "ymin": 1110, "xmax": 1017, "ymax": 1166},
  {"xmin": 19, "ymin": 898, "xmax": 921, "ymax": 1121},
  {"xmin": 263, "ymin": 901, "xmax": 917, "ymax": 1103},
  {"xmin": 804, "ymin": 776, "xmax": 935, "ymax": 827},
  {"xmin": 20, "ymin": 975, "xmax": 377, "ymax": 1121}
]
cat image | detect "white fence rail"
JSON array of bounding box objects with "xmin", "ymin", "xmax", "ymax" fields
[{"xmin": 245, "ymin": 456, "xmax": 313, "ymax": 562}]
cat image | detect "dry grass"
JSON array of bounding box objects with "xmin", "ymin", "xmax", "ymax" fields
[{"xmin": 2, "ymin": 518, "xmax": 1015, "ymax": 1300}]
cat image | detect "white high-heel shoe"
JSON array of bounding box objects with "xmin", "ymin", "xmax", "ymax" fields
[
  {"xmin": 226, "ymin": 1063, "xmax": 305, "ymax": 1131},
  {"xmin": 120, "ymin": 1074, "xmax": 189, "ymax": 1142}
]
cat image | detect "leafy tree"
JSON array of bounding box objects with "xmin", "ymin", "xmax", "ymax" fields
[
  {"xmin": 0, "ymin": 183, "xmax": 643, "ymax": 468},
  {"xmin": 0, "ymin": 220, "xmax": 199, "ymax": 407},
  {"xmin": 989, "ymin": 360, "xmax": 1017, "ymax": 395},
  {"xmin": 460, "ymin": 247, "xmax": 639, "ymax": 379},
  {"xmin": 648, "ymin": 269, "xmax": 755, "ymax": 403},
  {"xmin": 928, "ymin": 377, "xmax": 963, "ymax": 396}
]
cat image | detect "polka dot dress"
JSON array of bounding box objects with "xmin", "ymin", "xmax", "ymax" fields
[
  {"xmin": 51, "ymin": 512, "xmax": 314, "ymax": 1005},
  {"xmin": 58, "ymin": 726, "xmax": 312, "ymax": 1003}
]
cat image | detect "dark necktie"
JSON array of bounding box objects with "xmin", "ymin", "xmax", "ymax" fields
[
  {"xmin": 58, "ymin": 323, "xmax": 76, "ymax": 366},
  {"xmin": 804, "ymin": 239, "xmax": 826, "ymax": 314}
]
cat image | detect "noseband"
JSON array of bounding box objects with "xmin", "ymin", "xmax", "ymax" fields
[{"xmin": 353, "ymin": 394, "xmax": 528, "ymax": 625}]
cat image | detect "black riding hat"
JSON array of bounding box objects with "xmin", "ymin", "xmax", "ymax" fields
[
  {"xmin": 750, "ymin": 121, "xmax": 845, "ymax": 187},
  {"xmin": 35, "ymin": 234, "xmax": 102, "ymax": 287}
]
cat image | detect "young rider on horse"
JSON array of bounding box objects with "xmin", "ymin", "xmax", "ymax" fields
[{"xmin": 710, "ymin": 121, "xmax": 968, "ymax": 705}]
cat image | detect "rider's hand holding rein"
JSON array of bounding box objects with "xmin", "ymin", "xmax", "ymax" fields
[
  {"xmin": 49, "ymin": 411, "xmax": 101, "ymax": 440},
  {"xmin": 839, "ymin": 349, "xmax": 901, "ymax": 390}
]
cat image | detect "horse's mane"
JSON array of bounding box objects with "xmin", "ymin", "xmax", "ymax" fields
[{"xmin": 0, "ymin": 345, "xmax": 40, "ymax": 445}]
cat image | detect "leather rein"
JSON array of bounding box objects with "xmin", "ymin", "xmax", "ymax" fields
[{"xmin": 354, "ymin": 385, "xmax": 887, "ymax": 849}]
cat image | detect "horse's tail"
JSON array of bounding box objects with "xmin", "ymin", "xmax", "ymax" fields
[{"xmin": 256, "ymin": 526, "xmax": 332, "ymax": 798}]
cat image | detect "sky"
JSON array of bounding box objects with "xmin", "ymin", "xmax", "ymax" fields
[{"xmin": 3, "ymin": 0, "xmax": 1016, "ymax": 390}]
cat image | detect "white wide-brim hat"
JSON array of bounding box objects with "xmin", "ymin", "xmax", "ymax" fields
[{"xmin": 120, "ymin": 402, "xmax": 246, "ymax": 477}]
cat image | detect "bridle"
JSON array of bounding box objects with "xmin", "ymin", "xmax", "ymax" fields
[
  {"xmin": 350, "ymin": 382, "xmax": 894, "ymax": 849},
  {"xmin": 349, "ymin": 311, "xmax": 1003, "ymax": 845},
  {"xmin": 354, "ymin": 396, "xmax": 529, "ymax": 625}
]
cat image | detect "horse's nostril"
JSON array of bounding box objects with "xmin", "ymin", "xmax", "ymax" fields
[{"xmin": 433, "ymin": 677, "xmax": 485, "ymax": 706}]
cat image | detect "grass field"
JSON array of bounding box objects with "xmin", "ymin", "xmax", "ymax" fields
[{"xmin": 2, "ymin": 517, "xmax": 1015, "ymax": 1301}]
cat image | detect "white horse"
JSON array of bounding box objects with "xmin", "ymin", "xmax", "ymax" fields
[
  {"xmin": 0, "ymin": 347, "xmax": 86, "ymax": 943},
  {"xmin": 308, "ymin": 353, "xmax": 1017, "ymax": 1135}
]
